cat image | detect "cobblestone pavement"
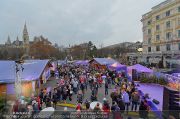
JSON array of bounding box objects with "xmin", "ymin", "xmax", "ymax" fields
[
  {"xmin": 42, "ymin": 77, "xmax": 115, "ymax": 108},
  {"xmin": 42, "ymin": 77, "xmax": 156, "ymax": 119}
]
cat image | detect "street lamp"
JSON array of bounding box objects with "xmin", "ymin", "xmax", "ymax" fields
[
  {"xmin": 137, "ymin": 48, "xmax": 143, "ymax": 64},
  {"xmin": 15, "ymin": 60, "xmax": 24, "ymax": 100}
]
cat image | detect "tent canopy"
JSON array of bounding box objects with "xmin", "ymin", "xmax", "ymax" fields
[
  {"xmin": 0, "ymin": 60, "xmax": 49, "ymax": 84},
  {"xmin": 128, "ymin": 64, "xmax": 153, "ymax": 73},
  {"xmin": 90, "ymin": 58, "xmax": 117, "ymax": 65},
  {"xmin": 58, "ymin": 60, "xmax": 66, "ymax": 65},
  {"xmin": 75, "ymin": 60, "xmax": 89, "ymax": 65},
  {"xmin": 163, "ymin": 68, "xmax": 180, "ymax": 74},
  {"xmin": 108, "ymin": 62, "xmax": 127, "ymax": 71}
]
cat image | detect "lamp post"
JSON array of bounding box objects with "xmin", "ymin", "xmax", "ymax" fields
[
  {"xmin": 15, "ymin": 60, "xmax": 24, "ymax": 100},
  {"xmin": 137, "ymin": 48, "xmax": 143, "ymax": 64}
]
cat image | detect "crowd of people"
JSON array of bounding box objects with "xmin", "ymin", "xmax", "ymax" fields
[{"xmin": 12, "ymin": 63, "xmax": 151, "ymax": 119}]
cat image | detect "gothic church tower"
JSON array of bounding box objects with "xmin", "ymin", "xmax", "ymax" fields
[
  {"xmin": 22, "ymin": 22, "xmax": 30, "ymax": 57},
  {"xmin": 23, "ymin": 22, "xmax": 29, "ymax": 45}
]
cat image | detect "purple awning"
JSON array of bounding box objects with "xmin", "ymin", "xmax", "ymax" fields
[
  {"xmin": 128, "ymin": 64, "xmax": 153, "ymax": 73},
  {"xmin": 108, "ymin": 62, "xmax": 127, "ymax": 71}
]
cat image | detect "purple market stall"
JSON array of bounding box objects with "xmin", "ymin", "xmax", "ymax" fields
[
  {"xmin": 75, "ymin": 60, "xmax": 89, "ymax": 66},
  {"xmin": 137, "ymin": 83, "xmax": 164, "ymax": 117},
  {"xmin": 0, "ymin": 60, "xmax": 51, "ymax": 99},
  {"xmin": 136, "ymin": 82, "xmax": 180, "ymax": 119},
  {"xmin": 108, "ymin": 62, "xmax": 127, "ymax": 74},
  {"xmin": 128, "ymin": 64, "xmax": 153, "ymax": 81},
  {"xmin": 128, "ymin": 64, "xmax": 153, "ymax": 73}
]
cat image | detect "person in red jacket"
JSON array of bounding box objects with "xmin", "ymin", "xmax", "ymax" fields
[
  {"xmin": 102, "ymin": 98, "xmax": 110, "ymax": 119},
  {"xmin": 36, "ymin": 96, "xmax": 42, "ymax": 110}
]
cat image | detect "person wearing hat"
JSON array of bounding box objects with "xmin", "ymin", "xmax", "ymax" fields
[
  {"xmin": 32, "ymin": 99, "xmax": 39, "ymax": 117},
  {"xmin": 102, "ymin": 98, "xmax": 110, "ymax": 119},
  {"xmin": 85, "ymin": 99, "xmax": 90, "ymax": 110},
  {"xmin": 105, "ymin": 81, "xmax": 109, "ymax": 95},
  {"xmin": 76, "ymin": 103, "xmax": 82, "ymax": 112},
  {"xmin": 61, "ymin": 107, "xmax": 70, "ymax": 119},
  {"xmin": 94, "ymin": 103, "xmax": 102, "ymax": 111}
]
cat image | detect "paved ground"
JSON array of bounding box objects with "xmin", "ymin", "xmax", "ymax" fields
[
  {"xmin": 42, "ymin": 77, "xmax": 156, "ymax": 119},
  {"xmin": 43, "ymin": 77, "xmax": 115, "ymax": 109}
]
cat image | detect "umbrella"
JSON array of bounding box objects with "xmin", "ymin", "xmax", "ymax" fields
[
  {"xmin": 90, "ymin": 101, "xmax": 102, "ymax": 110},
  {"xmin": 38, "ymin": 107, "xmax": 55, "ymax": 118}
]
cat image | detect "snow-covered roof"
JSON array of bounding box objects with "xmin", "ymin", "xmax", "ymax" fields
[
  {"xmin": 91, "ymin": 58, "xmax": 117, "ymax": 65},
  {"xmin": 0, "ymin": 60, "xmax": 49, "ymax": 84}
]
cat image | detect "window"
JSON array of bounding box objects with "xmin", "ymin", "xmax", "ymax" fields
[
  {"xmin": 178, "ymin": 6, "xmax": 180, "ymax": 12},
  {"xmin": 156, "ymin": 35, "xmax": 160, "ymax": 40},
  {"xmin": 166, "ymin": 10, "xmax": 170, "ymax": 16},
  {"xmin": 148, "ymin": 47, "xmax": 151, "ymax": 52},
  {"xmin": 166, "ymin": 21, "xmax": 171, "ymax": 28},
  {"xmin": 178, "ymin": 43, "xmax": 180, "ymax": 50},
  {"xmin": 148, "ymin": 29, "xmax": 151, "ymax": 34},
  {"xmin": 148, "ymin": 38, "xmax": 151, "ymax": 44},
  {"xmin": 147, "ymin": 20, "xmax": 151, "ymax": 25},
  {"xmin": 156, "ymin": 25, "xmax": 160, "ymax": 31},
  {"xmin": 166, "ymin": 44, "xmax": 171, "ymax": 51},
  {"xmin": 178, "ymin": 19, "xmax": 180, "ymax": 25},
  {"xmin": 156, "ymin": 15, "xmax": 160, "ymax": 20},
  {"xmin": 166, "ymin": 32, "xmax": 172, "ymax": 40},
  {"xmin": 156, "ymin": 46, "xmax": 160, "ymax": 51},
  {"xmin": 178, "ymin": 30, "xmax": 180, "ymax": 38}
]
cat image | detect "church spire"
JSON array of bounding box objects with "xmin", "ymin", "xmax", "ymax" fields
[
  {"xmin": 5, "ymin": 35, "xmax": 11, "ymax": 45},
  {"xmin": 23, "ymin": 22, "xmax": 29, "ymax": 45},
  {"xmin": 22, "ymin": 22, "xmax": 30, "ymax": 58},
  {"xmin": 15, "ymin": 36, "xmax": 20, "ymax": 46}
]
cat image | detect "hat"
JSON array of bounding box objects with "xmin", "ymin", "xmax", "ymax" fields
[
  {"xmin": 32, "ymin": 100, "xmax": 37, "ymax": 105},
  {"xmin": 64, "ymin": 107, "xmax": 67, "ymax": 111}
]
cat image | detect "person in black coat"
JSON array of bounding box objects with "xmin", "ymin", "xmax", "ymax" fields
[
  {"xmin": 52, "ymin": 92, "xmax": 58, "ymax": 109},
  {"xmin": 46, "ymin": 96, "xmax": 51, "ymax": 107},
  {"xmin": 139, "ymin": 100, "xmax": 149, "ymax": 119},
  {"xmin": 117, "ymin": 98, "xmax": 125, "ymax": 114}
]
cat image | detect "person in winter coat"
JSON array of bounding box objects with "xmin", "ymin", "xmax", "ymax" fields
[
  {"xmin": 122, "ymin": 90, "xmax": 130, "ymax": 113},
  {"xmin": 91, "ymin": 93, "xmax": 97, "ymax": 102},
  {"xmin": 131, "ymin": 91, "xmax": 140, "ymax": 111},
  {"xmin": 61, "ymin": 107, "xmax": 70, "ymax": 119},
  {"xmin": 72, "ymin": 80, "xmax": 78, "ymax": 94},
  {"xmin": 117, "ymin": 98, "xmax": 125, "ymax": 114},
  {"xmin": 139, "ymin": 100, "xmax": 149, "ymax": 119},
  {"xmin": 52, "ymin": 91, "xmax": 58, "ymax": 109},
  {"xmin": 32, "ymin": 100, "xmax": 39, "ymax": 117},
  {"xmin": 46, "ymin": 96, "xmax": 52, "ymax": 107},
  {"xmin": 85, "ymin": 99, "xmax": 90, "ymax": 110},
  {"xmin": 102, "ymin": 99, "xmax": 110, "ymax": 119},
  {"xmin": 62, "ymin": 87, "xmax": 68, "ymax": 103},
  {"xmin": 36, "ymin": 97, "xmax": 42, "ymax": 110},
  {"xmin": 77, "ymin": 91, "xmax": 83, "ymax": 104},
  {"xmin": 110, "ymin": 91, "xmax": 118, "ymax": 104},
  {"xmin": 111, "ymin": 101, "xmax": 122, "ymax": 119},
  {"xmin": 105, "ymin": 82, "xmax": 109, "ymax": 95}
]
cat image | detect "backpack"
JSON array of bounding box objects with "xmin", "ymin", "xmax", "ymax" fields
[
  {"xmin": 105, "ymin": 83, "xmax": 108, "ymax": 88},
  {"xmin": 115, "ymin": 106, "xmax": 120, "ymax": 111},
  {"xmin": 80, "ymin": 83, "xmax": 84, "ymax": 90},
  {"xmin": 77, "ymin": 94, "xmax": 83, "ymax": 103},
  {"xmin": 132, "ymin": 93, "xmax": 139, "ymax": 102}
]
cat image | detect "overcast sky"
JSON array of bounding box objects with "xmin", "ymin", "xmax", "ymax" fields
[{"xmin": 0, "ymin": 0, "xmax": 164, "ymax": 47}]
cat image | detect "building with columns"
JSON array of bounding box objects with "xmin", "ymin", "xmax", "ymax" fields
[{"xmin": 141, "ymin": 0, "xmax": 180, "ymax": 67}]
